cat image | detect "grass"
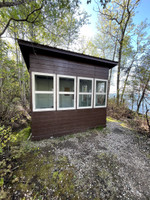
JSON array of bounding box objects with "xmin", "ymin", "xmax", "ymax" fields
[
  {"xmin": 107, "ymin": 116, "xmax": 120, "ymax": 123},
  {"xmin": 107, "ymin": 116, "xmax": 133, "ymax": 131}
]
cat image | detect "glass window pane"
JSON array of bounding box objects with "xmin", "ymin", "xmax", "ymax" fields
[
  {"xmin": 59, "ymin": 77, "xmax": 74, "ymax": 92},
  {"xmin": 79, "ymin": 79, "xmax": 92, "ymax": 93},
  {"xmin": 59, "ymin": 94, "xmax": 74, "ymax": 108},
  {"xmin": 79, "ymin": 94, "xmax": 92, "ymax": 107},
  {"xmin": 96, "ymin": 81, "xmax": 106, "ymax": 93},
  {"xmin": 96, "ymin": 95, "xmax": 106, "ymax": 106},
  {"xmin": 35, "ymin": 94, "xmax": 53, "ymax": 109},
  {"xmin": 35, "ymin": 75, "xmax": 53, "ymax": 91}
]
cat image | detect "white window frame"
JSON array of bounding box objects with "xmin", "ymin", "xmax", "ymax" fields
[
  {"xmin": 77, "ymin": 77, "xmax": 93, "ymax": 109},
  {"xmin": 32, "ymin": 72, "xmax": 56, "ymax": 112},
  {"xmin": 94, "ymin": 79, "xmax": 107, "ymax": 108},
  {"xmin": 57, "ymin": 75, "xmax": 76, "ymax": 110}
]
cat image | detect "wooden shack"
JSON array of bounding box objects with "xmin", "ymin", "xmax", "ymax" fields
[{"xmin": 18, "ymin": 39, "xmax": 117, "ymax": 140}]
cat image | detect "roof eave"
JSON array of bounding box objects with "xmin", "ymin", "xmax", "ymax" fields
[{"xmin": 18, "ymin": 39, "xmax": 118, "ymax": 70}]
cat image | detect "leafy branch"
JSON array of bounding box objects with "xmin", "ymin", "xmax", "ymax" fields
[
  {"xmin": 0, "ymin": 0, "xmax": 28, "ymax": 8},
  {"xmin": 0, "ymin": 5, "xmax": 43, "ymax": 37}
]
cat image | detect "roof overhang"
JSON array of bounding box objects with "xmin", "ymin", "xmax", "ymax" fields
[{"xmin": 18, "ymin": 39, "xmax": 118, "ymax": 70}]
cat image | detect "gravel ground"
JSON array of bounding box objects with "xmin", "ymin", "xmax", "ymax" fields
[{"xmin": 27, "ymin": 121, "xmax": 150, "ymax": 200}]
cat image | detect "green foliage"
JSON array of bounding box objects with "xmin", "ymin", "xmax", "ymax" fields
[
  {"xmin": 0, "ymin": 0, "xmax": 88, "ymax": 125},
  {"xmin": 11, "ymin": 126, "xmax": 31, "ymax": 144},
  {"xmin": 0, "ymin": 39, "xmax": 30, "ymax": 125},
  {"xmin": 0, "ymin": 125, "xmax": 32, "ymax": 198},
  {"xmin": 0, "ymin": 0, "xmax": 88, "ymax": 47},
  {"xmin": 96, "ymin": 126, "xmax": 104, "ymax": 131},
  {"xmin": 0, "ymin": 126, "xmax": 11, "ymax": 153}
]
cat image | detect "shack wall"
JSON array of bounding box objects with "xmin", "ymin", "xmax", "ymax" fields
[{"xmin": 29, "ymin": 53, "xmax": 109, "ymax": 140}]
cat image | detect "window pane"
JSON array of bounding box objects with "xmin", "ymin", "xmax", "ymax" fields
[
  {"xmin": 35, "ymin": 75, "xmax": 53, "ymax": 91},
  {"xmin": 59, "ymin": 94, "xmax": 74, "ymax": 108},
  {"xmin": 35, "ymin": 94, "xmax": 53, "ymax": 109},
  {"xmin": 96, "ymin": 81, "xmax": 106, "ymax": 93},
  {"xmin": 59, "ymin": 77, "xmax": 74, "ymax": 92},
  {"xmin": 79, "ymin": 94, "xmax": 92, "ymax": 107},
  {"xmin": 79, "ymin": 79, "xmax": 92, "ymax": 93},
  {"xmin": 96, "ymin": 95, "xmax": 106, "ymax": 106}
]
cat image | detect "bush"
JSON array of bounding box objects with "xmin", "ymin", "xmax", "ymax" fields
[
  {"xmin": 11, "ymin": 126, "xmax": 31, "ymax": 144},
  {"xmin": 107, "ymin": 98, "xmax": 150, "ymax": 135},
  {"xmin": 107, "ymin": 98, "xmax": 134, "ymax": 120},
  {"xmin": 0, "ymin": 126, "xmax": 12, "ymax": 153}
]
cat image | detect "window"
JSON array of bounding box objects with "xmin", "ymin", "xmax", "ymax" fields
[
  {"xmin": 57, "ymin": 75, "xmax": 76, "ymax": 110},
  {"xmin": 94, "ymin": 79, "xmax": 107, "ymax": 108},
  {"xmin": 32, "ymin": 73, "xmax": 107, "ymax": 112},
  {"xmin": 32, "ymin": 72, "xmax": 55, "ymax": 111},
  {"xmin": 77, "ymin": 77, "xmax": 93, "ymax": 109}
]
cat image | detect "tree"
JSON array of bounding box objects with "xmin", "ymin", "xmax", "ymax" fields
[
  {"xmin": 0, "ymin": 0, "xmax": 88, "ymax": 48},
  {"xmin": 0, "ymin": 0, "xmax": 43, "ymax": 37},
  {"xmin": 0, "ymin": 39, "xmax": 29, "ymax": 122},
  {"xmin": 74, "ymin": 36, "xmax": 99, "ymax": 57},
  {"xmin": 97, "ymin": 0, "xmax": 140, "ymax": 105},
  {"xmin": 0, "ymin": 0, "xmax": 88, "ymax": 124},
  {"xmin": 127, "ymin": 46, "xmax": 150, "ymax": 114},
  {"xmin": 0, "ymin": 1, "xmax": 28, "ymax": 8},
  {"xmin": 2, "ymin": 0, "xmax": 88, "ymax": 49},
  {"xmin": 87, "ymin": 0, "xmax": 111, "ymax": 8},
  {"xmin": 120, "ymin": 21, "xmax": 149, "ymax": 103},
  {"xmin": 95, "ymin": 14, "xmax": 119, "ymax": 97},
  {"xmin": 135, "ymin": 49, "xmax": 150, "ymax": 113}
]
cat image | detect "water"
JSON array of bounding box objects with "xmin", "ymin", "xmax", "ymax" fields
[{"xmin": 109, "ymin": 93, "xmax": 150, "ymax": 115}]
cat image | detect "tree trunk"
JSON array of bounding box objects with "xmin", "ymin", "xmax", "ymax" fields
[
  {"xmin": 116, "ymin": 45, "xmax": 122, "ymax": 105},
  {"xmin": 131, "ymin": 95, "xmax": 134, "ymax": 110},
  {"xmin": 107, "ymin": 68, "xmax": 112, "ymax": 100},
  {"xmin": 21, "ymin": 22, "xmax": 26, "ymax": 106},
  {"xmin": 137, "ymin": 78, "xmax": 149, "ymax": 113},
  {"xmin": 120, "ymin": 67, "xmax": 131, "ymax": 103},
  {"xmin": 0, "ymin": 40, "xmax": 4, "ymax": 116},
  {"xmin": 120, "ymin": 52, "xmax": 136, "ymax": 103},
  {"xmin": 107, "ymin": 39, "xmax": 117, "ymax": 100},
  {"xmin": 145, "ymin": 105, "xmax": 150, "ymax": 134}
]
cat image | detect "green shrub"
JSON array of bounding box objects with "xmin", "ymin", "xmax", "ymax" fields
[
  {"xmin": 0, "ymin": 125, "xmax": 32, "ymax": 198},
  {"xmin": 11, "ymin": 126, "xmax": 31, "ymax": 144},
  {"xmin": 0, "ymin": 126, "xmax": 11, "ymax": 153}
]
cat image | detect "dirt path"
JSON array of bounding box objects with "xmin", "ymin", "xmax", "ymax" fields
[
  {"xmin": 51, "ymin": 121, "xmax": 150, "ymax": 199},
  {"xmin": 13, "ymin": 121, "xmax": 150, "ymax": 200}
]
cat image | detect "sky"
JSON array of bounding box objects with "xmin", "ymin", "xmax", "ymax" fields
[{"xmin": 80, "ymin": 0, "xmax": 150, "ymax": 93}]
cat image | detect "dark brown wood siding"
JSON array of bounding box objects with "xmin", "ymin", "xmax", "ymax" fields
[
  {"xmin": 30, "ymin": 53, "xmax": 109, "ymax": 140},
  {"xmin": 32, "ymin": 109, "xmax": 106, "ymax": 140},
  {"xmin": 29, "ymin": 54, "xmax": 109, "ymax": 79}
]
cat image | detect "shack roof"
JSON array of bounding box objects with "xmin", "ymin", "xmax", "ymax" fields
[{"xmin": 18, "ymin": 39, "xmax": 118, "ymax": 70}]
